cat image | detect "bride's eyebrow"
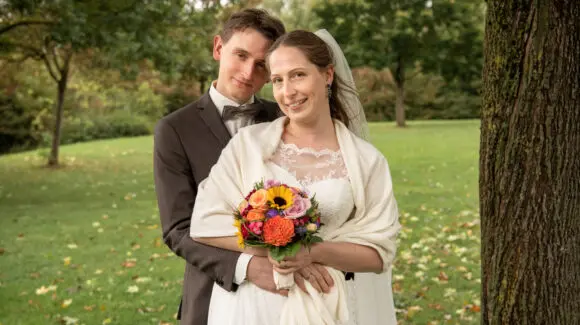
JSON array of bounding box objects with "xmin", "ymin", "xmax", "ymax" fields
[{"xmin": 270, "ymin": 68, "xmax": 306, "ymax": 77}]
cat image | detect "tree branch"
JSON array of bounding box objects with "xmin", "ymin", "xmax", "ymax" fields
[
  {"xmin": 0, "ymin": 40, "xmax": 44, "ymax": 57},
  {"xmin": 40, "ymin": 51, "xmax": 61, "ymax": 82},
  {"xmin": 0, "ymin": 53, "xmax": 37, "ymax": 64},
  {"xmin": 0, "ymin": 20, "xmax": 56, "ymax": 36}
]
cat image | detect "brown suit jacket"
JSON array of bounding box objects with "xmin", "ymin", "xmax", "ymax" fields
[{"xmin": 153, "ymin": 93, "xmax": 279, "ymax": 325}]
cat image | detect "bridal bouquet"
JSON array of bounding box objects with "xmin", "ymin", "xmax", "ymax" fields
[{"xmin": 233, "ymin": 179, "xmax": 323, "ymax": 263}]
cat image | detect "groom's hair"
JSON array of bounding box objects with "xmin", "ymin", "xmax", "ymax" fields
[
  {"xmin": 266, "ymin": 30, "xmax": 351, "ymax": 127},
  {"xmin": 220, "ymin": 9, "xmax": 285, "ymax": 44}
]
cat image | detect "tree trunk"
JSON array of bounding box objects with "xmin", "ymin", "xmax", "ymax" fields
[
  {"xmin": 480, "ymin": 1, "xmax": 580, "ymax": 325},
  {"xmin": 47, "ymin": 56, "xmax": 71, "ymax": 167},
  {"xmin": 199, "ymin": 76, "xmax": 208, "ymax": 95},
  {"xmin": 394, "ymin": 58, "xmax": 406, "ymax": 127}
]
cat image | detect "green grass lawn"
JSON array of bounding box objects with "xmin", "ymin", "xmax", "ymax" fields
[{"xmin": 0, "ymin": 120, "xmax": 481, "ymax": 325}]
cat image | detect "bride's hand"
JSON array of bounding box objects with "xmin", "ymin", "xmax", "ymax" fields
[
  {"xmin": 245, "ymin": 246, "xmax": 268, "ymax": 257},
  {"xmin": 268, "ymin": 247, "xmax": 313, "ymax": 274}
]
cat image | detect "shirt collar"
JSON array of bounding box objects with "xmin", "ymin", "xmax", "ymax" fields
[{"xmin": 209, "ymin": 81, "xmax": 255, "ymax": 116}]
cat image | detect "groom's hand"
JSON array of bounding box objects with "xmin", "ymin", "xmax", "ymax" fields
[
  {"xmin": 246, "ymin": 256, "xmax": 289, "ymax": 296},
  {"xmin": 295, "ymin": 264, "xmax": 334, "ymax": 294}
]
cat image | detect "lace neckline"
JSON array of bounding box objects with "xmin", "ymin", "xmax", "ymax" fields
[
  {"xmin": 279, "ymin": 141, "xmax": 341, "ymax": 157},
  {"xmin": 270, "ymin": 141, "xmax": 348, "ymax": 187}
]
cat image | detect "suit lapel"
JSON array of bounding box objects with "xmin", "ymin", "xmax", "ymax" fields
[{"xmin": 197, "ymin": 93, "xmax": 231, "ymax": 148}]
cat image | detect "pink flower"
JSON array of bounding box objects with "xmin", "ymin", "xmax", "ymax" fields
[
  {"xmin": 284, "ymin": 195, "xmax": 312, "ymax": 219},
  {"xmin": 248, "ymin": 221, "xmax": 264, "ymax": 235},
  {"xmin": 264, "ymin": 179, "xmax": 281, "ymax": 189}
]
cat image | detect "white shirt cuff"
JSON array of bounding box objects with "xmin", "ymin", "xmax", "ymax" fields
[{"xmin": 233, "ymin": 253, "xmax": 254, "ymax": 285}]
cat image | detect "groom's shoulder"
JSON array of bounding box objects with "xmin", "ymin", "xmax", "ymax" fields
[{"xmin": 155, "ymin": 94, "xmax": 212, "ymax": 134}]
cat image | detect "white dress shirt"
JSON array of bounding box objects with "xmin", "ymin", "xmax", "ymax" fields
[
  {"xmin": 208, "ymin": 82, "xmax": 254, "ymax": 285},
  {"xmin": 209, "ymin": 82, "xmax": 256, "ymax": 136}
]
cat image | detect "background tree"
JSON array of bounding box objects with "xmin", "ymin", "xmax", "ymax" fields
[
  {"xmin": 260, "ymin": 0, "xmax": 322, "ymax": 31},
  {"xmin": 480, "ymin": 1, "xmax": 580, "ymax": 324},
  {"xmin": 0, "ymin": 0, "xmax": 185, "ymax": 166},
  {"xmin": 315, "ymin": 0, "xmax": 484, "ymax": 127}
]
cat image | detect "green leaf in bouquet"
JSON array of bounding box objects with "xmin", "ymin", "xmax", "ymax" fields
[
  {"xmin": 244, "ymin": 240, "xmax": 268, "ymax": 247},
  {"xmin": 309, "ymin": 236, "xmax": 323, "ymax": 244},
  {"xmin": 269, "ymin": 241, "xmax": 302, "ymax": 262},
  {"xmin": 254, "ymin": 179, "xmax": 264, "ymax": 190}
]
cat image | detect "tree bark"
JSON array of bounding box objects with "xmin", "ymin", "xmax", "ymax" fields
[
  {"xmin": 47, "ymin": 55, "xmax": 71, "ymax": 167},
  {"xmin": 394, "ymin": 57, "xmax": 406, "ymax": 127},
  {"xmin": 480, "ymin": 1, "xmax": 580, "ymax": 324}
]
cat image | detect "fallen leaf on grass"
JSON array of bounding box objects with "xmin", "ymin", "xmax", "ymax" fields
[
  {"xmin": 406, "ymin": 305, "xmax": 422, "ymax": 318},
  {"xmin": 84, "ymin": 305, "xmax": 95, "ymax": 311},
  {"xmin": 122, "ymin": 260, "xmax": 136, "ymax": 268},
  {"xmin": 35, "ymin": 285, "xmax": 57, "ymax": 295},
  {"xmin": 127, "ymin": 285, "xmax": 139, "ymax": 293},
  {"xmin": 0, "ymin": 248, "xmax": 5, "ymax": 255},
  {"xmin": 61, "ymin": 316, "xmax": 79, "ymax": 325},
  {"xmin": 61, "ymin": 298, "xmax": 73, "ymax": 308}
]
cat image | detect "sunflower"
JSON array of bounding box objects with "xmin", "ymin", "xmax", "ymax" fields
[
  {"xmin": 266, "ymin": 185, "xmax": 294, "ymax": 210},
  {"xmin": 233, "ymin": 219, "xmax": 245, "ymax": 249}
]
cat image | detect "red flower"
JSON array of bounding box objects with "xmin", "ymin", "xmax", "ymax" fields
[{"xmin": 241, "ymin": 224, "xmax": 249, "ymax": 238}]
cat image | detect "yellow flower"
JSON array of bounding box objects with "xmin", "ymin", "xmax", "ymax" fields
[
  {"xmin": 233, "ymin": 219, "xmax": 245, "ymax": 249},
  {"xmin": 267, "ymin": 186, "xmax": 294, "ymax": 210}
]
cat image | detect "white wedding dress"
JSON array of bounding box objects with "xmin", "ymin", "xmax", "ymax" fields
[{"xmin": 206, "ymin": 141, "xmax": 360, "ymax": 325}]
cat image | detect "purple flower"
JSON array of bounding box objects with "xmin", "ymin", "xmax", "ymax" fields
[
  {"xmin": 266, "ymin": 209, "xmax": 279, "ymax": 218},
  {"xmin": 296, "ymin": 226, "xmax": 307, "ymax": 236}
]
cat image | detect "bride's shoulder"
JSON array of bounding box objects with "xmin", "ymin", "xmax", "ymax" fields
[
  {"xmin": 230, "ymin": 117, "xmax": 285, "ymax": 147},
  {"xmin": 238, "ymin": 117, "xmax": 285, "ymax": 137}
]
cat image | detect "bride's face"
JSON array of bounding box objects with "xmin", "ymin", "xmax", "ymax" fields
[{"xmin": 268, "ymin": 46, "xmax": 333, "ymax": 125}]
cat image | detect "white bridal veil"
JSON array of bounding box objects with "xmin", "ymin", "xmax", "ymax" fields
[
  {"xmin": 314, "ymin": 29, "xmax": 371, "ymax": 142},
  {"xmin": 314, "ymin": 29, "xmax": 397, "ymax": 325}
]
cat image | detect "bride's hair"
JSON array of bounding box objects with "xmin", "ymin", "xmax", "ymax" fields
[{"xmin": 265, "ymin": 30, "xmax": 352, "ymax": 127}]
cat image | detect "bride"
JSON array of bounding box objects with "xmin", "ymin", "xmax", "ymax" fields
[{"xmin": 190, "ymin": 29, "xmax": 400, "ymax": 325}]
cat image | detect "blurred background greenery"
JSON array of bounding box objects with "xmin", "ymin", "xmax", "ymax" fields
[{"xmin": 1, "ymin": 0, "xmax": 485, "ymax": 161}]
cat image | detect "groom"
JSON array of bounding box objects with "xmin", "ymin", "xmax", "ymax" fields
[{"xmin": 154, "ymin": 9, "xmax": 333, "ymax": 325}]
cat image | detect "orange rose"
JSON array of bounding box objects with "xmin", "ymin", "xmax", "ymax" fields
[
  {"xmin": 248, "ymin": 189, "xmax": 268, "ymax": 209},
  {"xmin": 263, "ymin": 216, "xmax": 295, "ymax": 247},
  {"xmin": 246, "ymin": 209, "xmax": 265, "ymax": 222},
  {"xmin": 237, "ymin": 200, "xmax": 249, "ymax": 213}
]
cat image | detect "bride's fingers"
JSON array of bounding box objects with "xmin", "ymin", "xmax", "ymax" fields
[
  {"xmin": 268, "ymin": 255, "xmax": 283, "ymax": 268},
  {"xmin": 273, "ymin": 265, "xmax": 290, "ymax": 274}
]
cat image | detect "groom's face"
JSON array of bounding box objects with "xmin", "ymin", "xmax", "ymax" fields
[{"xmin": 213, "ymin": 28, "xmax": 271, "ymax": 104}]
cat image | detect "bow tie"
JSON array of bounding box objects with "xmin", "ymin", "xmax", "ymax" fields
[{"xmin": 222, "ymin": 103, "xmax": 265, "ymax": 121}]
